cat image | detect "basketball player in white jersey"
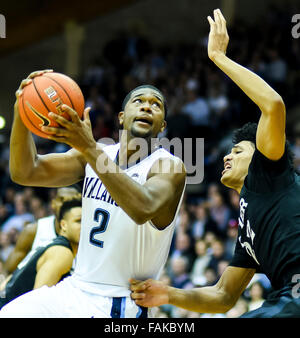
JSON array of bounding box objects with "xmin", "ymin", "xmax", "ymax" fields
[
  {"xmin": 4, "ymin": 186, "xmax": 81, "ymax": 274},
  {"xmin": 3, "ymin": 72, "xmax": 186, "ymax": 317}
]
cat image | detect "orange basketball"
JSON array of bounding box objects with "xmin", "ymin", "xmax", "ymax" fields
[{"xmin": 18, "ymin": 72, "xmax": 85, "ymax": 138}]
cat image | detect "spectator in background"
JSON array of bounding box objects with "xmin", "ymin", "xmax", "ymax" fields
[
  {"xmin": 165, "ymin": 96, "xmax": 191, "ymax": 140},
  {"xmin": 207, "ymin": 82, "xmax": 229, "ymax": 129},
  {"xmin": 172, "ymin": 307, "xmax": 202, "ymax": 318},
  {"xmin": 169, "ymin": 232, "xmax": 196, "ymax": 272},
  {"xmin": 29, "ymin": 196, "xmax": 47, "ymax": 220},
  {"xmin": 85, "ymin": 86, "xmax": 107, "ymax": 124},
  {"xmin": 207, "ymin": 239, "xmax": 231, "ymax": 276},
  {"xmin": 0, "ymin": 201, "xmax": 10, "ymax": 226},
  {"xmin": 2, "ymin": 187, "xmax": 16, "ymax": 218},
  {"xmin": 181, "ymin": 88, "xmax": 210, "ymax": 138},
  {"xmin": 265, "ymin": 49, "xmax": 287, "ymax": 85},
  {"xmin": 264, "ymin": 48, "xmax": 287, "ymax": 97},
  {"xmin": 92, "ymin": 115, "xmax": 111, "ymax": 141},
  {"xmin": 190, "ymin": 202, "xmax": 218, "ymax": 240},
  {"xmin": 217, "ymin": 259, "xmax": 229, "ymax": 280},
  {"xmin": 248, "ymin": 281, "xmax": 265, "ymax": 312},
  {"xmin": 201, "ymin": 266, "xmax": 217, "ymax": 287},
  {"xmin": 226, "ymin": 298, "xmax": 249, "ymax": 318},
  {"xmin": 0, "ymin": 232, "xmax": 14, "ymax": 262},
  {"xmin": 208, "ymin": 191, "xmax": 231, "ymax": 239},
  {"xmin": 82, "ymin": 59, "xmax": 105, "ymax": 87},
  {"xmin": 0, "ymin": 259, "xmax": 6, "ymax": 288},
  {"xmin": 247, "ymin": 51, "xmax": 266, "ymax": 78},
  {"xmin": 190, "ymin": 239, "xmax": 211, "ymax": 286},
  {"xmin": 174, "ymin": 204, "xmax": 190, "ymax": 234},
  {"xmin": 203, "ymin": 230, "xmax": 217, "ymax": 249},
  {"xmin": 207, "ymin": 182, "xmax": 221, "ymax": 199},
  {"xmin": 1, "ymin": 193, "xmax": 34, "ymax": 234},
  {"xmin": 169, "ymin": 256, "xmax": 193, "ymax": 290},
  {"xmin": 224, "ymin": 219, "xmax": 238, "ymax": 257}
]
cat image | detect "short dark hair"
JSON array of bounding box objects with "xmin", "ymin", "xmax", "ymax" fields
[
  {"xmin": 232, "ymin": 122, "xmax": 295, "ymax": 168},
  {"xmin": 121, "ymin": 85, "xmax": 168, "ymax": 118},
  {"xmin": 58, "ymin": 199, "xmax": 82, "ymax": 222},
  {"xmin": 232, "ymin": 122, "xmax": 257, "ymax": 146}
]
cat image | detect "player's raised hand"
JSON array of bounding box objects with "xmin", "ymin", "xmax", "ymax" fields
[
  {"xmin": 41, "ymin": 104, "xmax": 94, "ymax": 154},
  {"xmin": 207, "ymin": 9, "xmax": 229, "ymax": 61},
  {"xmin": 15, "ymin": 70, "xmax": 53, "ymax": 99},
  {"xmin": 14, "ymin": 70, "xmax": 53, "ymax": 116}
]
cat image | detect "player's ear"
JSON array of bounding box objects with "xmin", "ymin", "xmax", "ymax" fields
[
  {"xmin": 118, "ymin": 111, "xmax": 124, "ymax": 127},
  {"xmin": 160, "ymin": 120, "xmax": 167, "ymax": 133},
  {"xmin": 60, "ymin": 219, "xmax": 67, "ymax": 233}
]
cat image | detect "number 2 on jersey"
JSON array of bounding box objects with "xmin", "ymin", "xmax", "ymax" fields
[{"xmin": 89, "ymin": 208, "xmax": 110, "ymax": 248}]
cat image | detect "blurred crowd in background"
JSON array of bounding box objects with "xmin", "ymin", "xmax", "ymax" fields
[{"xmin": 0, "ymin": 5, "xmax": 300, "ymax": 317}]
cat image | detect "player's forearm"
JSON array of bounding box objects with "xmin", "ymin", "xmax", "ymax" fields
[
  {"xmin": 212, "ymin": 53, "xmax": 284, "ymax": 115},
  {"xmin": 4, "ymin": 251, "xmax": 26, "ymax": 274},
  {"xmin": 82, "ymin": 144, "xmax": 156, "ymax": 224},
  {"xmin": 9, "ymin": 111, "xmax": 39, "ymax": 183},
  {"xmin": 168, "ymin": 284, "xmax": 233, "ymax": 314}
]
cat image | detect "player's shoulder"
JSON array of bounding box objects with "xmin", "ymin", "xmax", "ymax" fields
[
  {"xmin": 245, "ymin": 146, "xmax": 295, "ymax": 193},
  {"xmin": 39, "ymin": 243, "xmax": 73, "ymax": 274},
  {"xmin": 156, "ymin": 148, "xmax": 186, "ymax": 169},
  {"xmin": 43, "ymin": 238, "xmax": 73, "ymax": 261},
  {"xmin": 96, "ymin": 140, "xmax": 119, "ymax": 150},
  {"xmin": 250, "ymin": 146, "xmax": 292, "ymax": 173},
  {"xmin": 37, "ymin": 215, "xmax": 55, "ymax": 226},
  {"xmin": 96, "ymin": 141, "xmax": 120, "ymax": 158},
  {"xmin": 148, "ymin": 149, "xmax": 186, "ymax": 180}
]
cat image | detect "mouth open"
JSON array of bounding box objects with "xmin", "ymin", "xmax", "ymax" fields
[
  {"xmin": 134, "ymin": 116, "xmax": 153, "ymax": 126},
  {"xmin": 222, "ymin": 162, "xmax": 232, "ymax": 175}
]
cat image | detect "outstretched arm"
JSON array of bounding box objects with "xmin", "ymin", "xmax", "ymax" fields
[
  {"xmin": 207, "ymin": 9, "xmax": 286, "ymax": 161},
  {"xmin": 130, "ymin": 266, "xmax": 255, "ymax": 313}
]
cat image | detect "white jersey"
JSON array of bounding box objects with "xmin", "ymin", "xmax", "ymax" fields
[
  {"xmin": 71, "ymin": 143, "xmax": 185, "ymax": 297},
  {"xmin": 31, "ymin": 215, "xmax": 57, "ymax": 251}
]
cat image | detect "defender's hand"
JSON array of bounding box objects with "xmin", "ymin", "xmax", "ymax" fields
[
  {"xmin": 207, "ymin": 9, "xmax": 229, "ymax": 61},
  {"xmin": 130, "ymin": 278, "xmax": 170, "ymax": 308}
]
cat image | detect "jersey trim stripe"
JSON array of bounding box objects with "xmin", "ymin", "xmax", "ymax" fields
[{"xmin": 110, "ymin": 297, "xmax": 126, "ymax": 318}]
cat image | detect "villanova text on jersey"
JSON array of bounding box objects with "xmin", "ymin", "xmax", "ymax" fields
[{"xmin": 82, "ymin": 176, "xmax": 118, "ymax": 207}]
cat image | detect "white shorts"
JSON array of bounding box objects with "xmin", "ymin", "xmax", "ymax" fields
[{"xmin": 0, "ymin": 277, "xmax": 151, "ymax": 318}]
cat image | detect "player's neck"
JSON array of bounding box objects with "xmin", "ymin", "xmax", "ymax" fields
[
  {"xmin": 54, "ymin": 218, "xmax": 60, "ymax": 235},
  {"xmin": 118, "ymin": 132, "xmax": 153, "ymax": 168},
  {"xmin": 224, "ymin": 181, "xmax": 243, "ymax": 194},
  {"xmin": 70, "ymin": 242, "xmax": 78, "ymax": 256}
]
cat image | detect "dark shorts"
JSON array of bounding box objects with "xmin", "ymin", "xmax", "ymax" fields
[{"xmin": 241, "ymin": 285, "xmax": 300, "ymax": 318}]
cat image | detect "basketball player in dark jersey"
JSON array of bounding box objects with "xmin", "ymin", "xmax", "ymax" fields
[
  {"xmin": 4, "ymin": 186, "xmax": 81, "ymax": 274},
  {"xmin": 0, "ymin": 199, "xmax": 81, "ymax": 309},
  {"xmin": 130, "ymin": 9, "xmax": 300, "ymax": 318}
]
